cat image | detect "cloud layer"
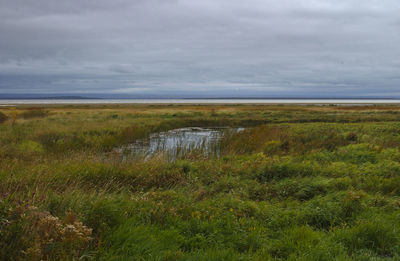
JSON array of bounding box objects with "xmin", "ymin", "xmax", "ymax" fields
[{"xmin": 0, "ymin": 0, "xmax": 399, "ymax": 97}]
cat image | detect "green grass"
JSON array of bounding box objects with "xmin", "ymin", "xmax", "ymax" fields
[{"xmin": 1, "ymin": 104, "xmax": 400, "ymax": 260}]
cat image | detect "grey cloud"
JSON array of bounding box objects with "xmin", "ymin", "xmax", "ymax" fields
[{"xmin": 0, "ymin": 0, "xmax": 399, "ymax": 97}]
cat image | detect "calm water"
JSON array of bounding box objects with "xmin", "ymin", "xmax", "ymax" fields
[
  {"xmin": 1, "ymin": 99, "xmax": 400, "ymax": 105},
  {"xmin": 117, "ymin": 127, "xmax": 244, "ymax": 160}
]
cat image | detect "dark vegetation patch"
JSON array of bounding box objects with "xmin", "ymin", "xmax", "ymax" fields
[
  {"xmin": 20, "ymin": 108, "xmax": 49, "ymax": 119},
  {"xmin": 0, "ymin": 111, "xmax": 7, "ymax": 123}
]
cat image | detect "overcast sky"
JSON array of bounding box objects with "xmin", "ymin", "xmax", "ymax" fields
[{"xmin": 0, "ymin": 0, "xmax": 399, "ymax": 97}]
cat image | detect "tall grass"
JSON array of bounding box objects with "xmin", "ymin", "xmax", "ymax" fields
[{"xmin": 2, "ymin": 104, "xmax": 400, "ymax": 259}]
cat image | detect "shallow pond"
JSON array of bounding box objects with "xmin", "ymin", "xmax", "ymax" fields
[{"xmin": 117, "ymin": 127, "xmax": 244, "ymax": 160}]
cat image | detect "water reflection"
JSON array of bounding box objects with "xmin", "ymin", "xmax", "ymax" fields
[{"xmin": 117, "ymin": 127, "xmax": 244, "ymax": 160}]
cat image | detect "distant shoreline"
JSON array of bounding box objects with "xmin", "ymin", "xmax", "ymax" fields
[
  {"xmin": 182, "ymin": 97, "xmax": 396, "ymax": 100},
  {"xmin": 0, "ymin": 97, "xmax": 396, "ymax": 100},
  {"xmin": 1, "ymin": 98, "xmax": 400, "ymax": 105}
]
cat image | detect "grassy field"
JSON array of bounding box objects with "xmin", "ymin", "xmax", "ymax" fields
[{"xmin": 1, "ymin": 104, "xmax": 400, "ymax": 260}]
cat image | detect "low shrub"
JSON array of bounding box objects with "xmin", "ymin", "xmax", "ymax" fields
[{"xmin": 0, "ymin": 201, "xmax": 93, "ymax": 260}]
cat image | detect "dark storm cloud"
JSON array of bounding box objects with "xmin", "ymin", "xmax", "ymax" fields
[{"xmin": 0, "ymin": 0, "xmax": 399, "ymax": 96}]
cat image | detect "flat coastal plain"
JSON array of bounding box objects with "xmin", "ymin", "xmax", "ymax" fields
[{"xmin": 1, "ymin": 104, "xmax": 400, "ymax": 260}]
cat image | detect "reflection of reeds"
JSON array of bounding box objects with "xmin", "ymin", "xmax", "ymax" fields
[{"xmin": 117, "ymin": 127, "xmax": 244, "ymax": 161}]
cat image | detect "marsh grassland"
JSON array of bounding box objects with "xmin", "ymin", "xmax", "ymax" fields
[{"xmin": 2, "ymin": 104, "xmax": 400, "ymax": 260}]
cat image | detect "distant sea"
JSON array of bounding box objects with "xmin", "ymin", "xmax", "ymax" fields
[{"xmin": 1, "ymin": 99, "xmax": 400, "ymax": 105}]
